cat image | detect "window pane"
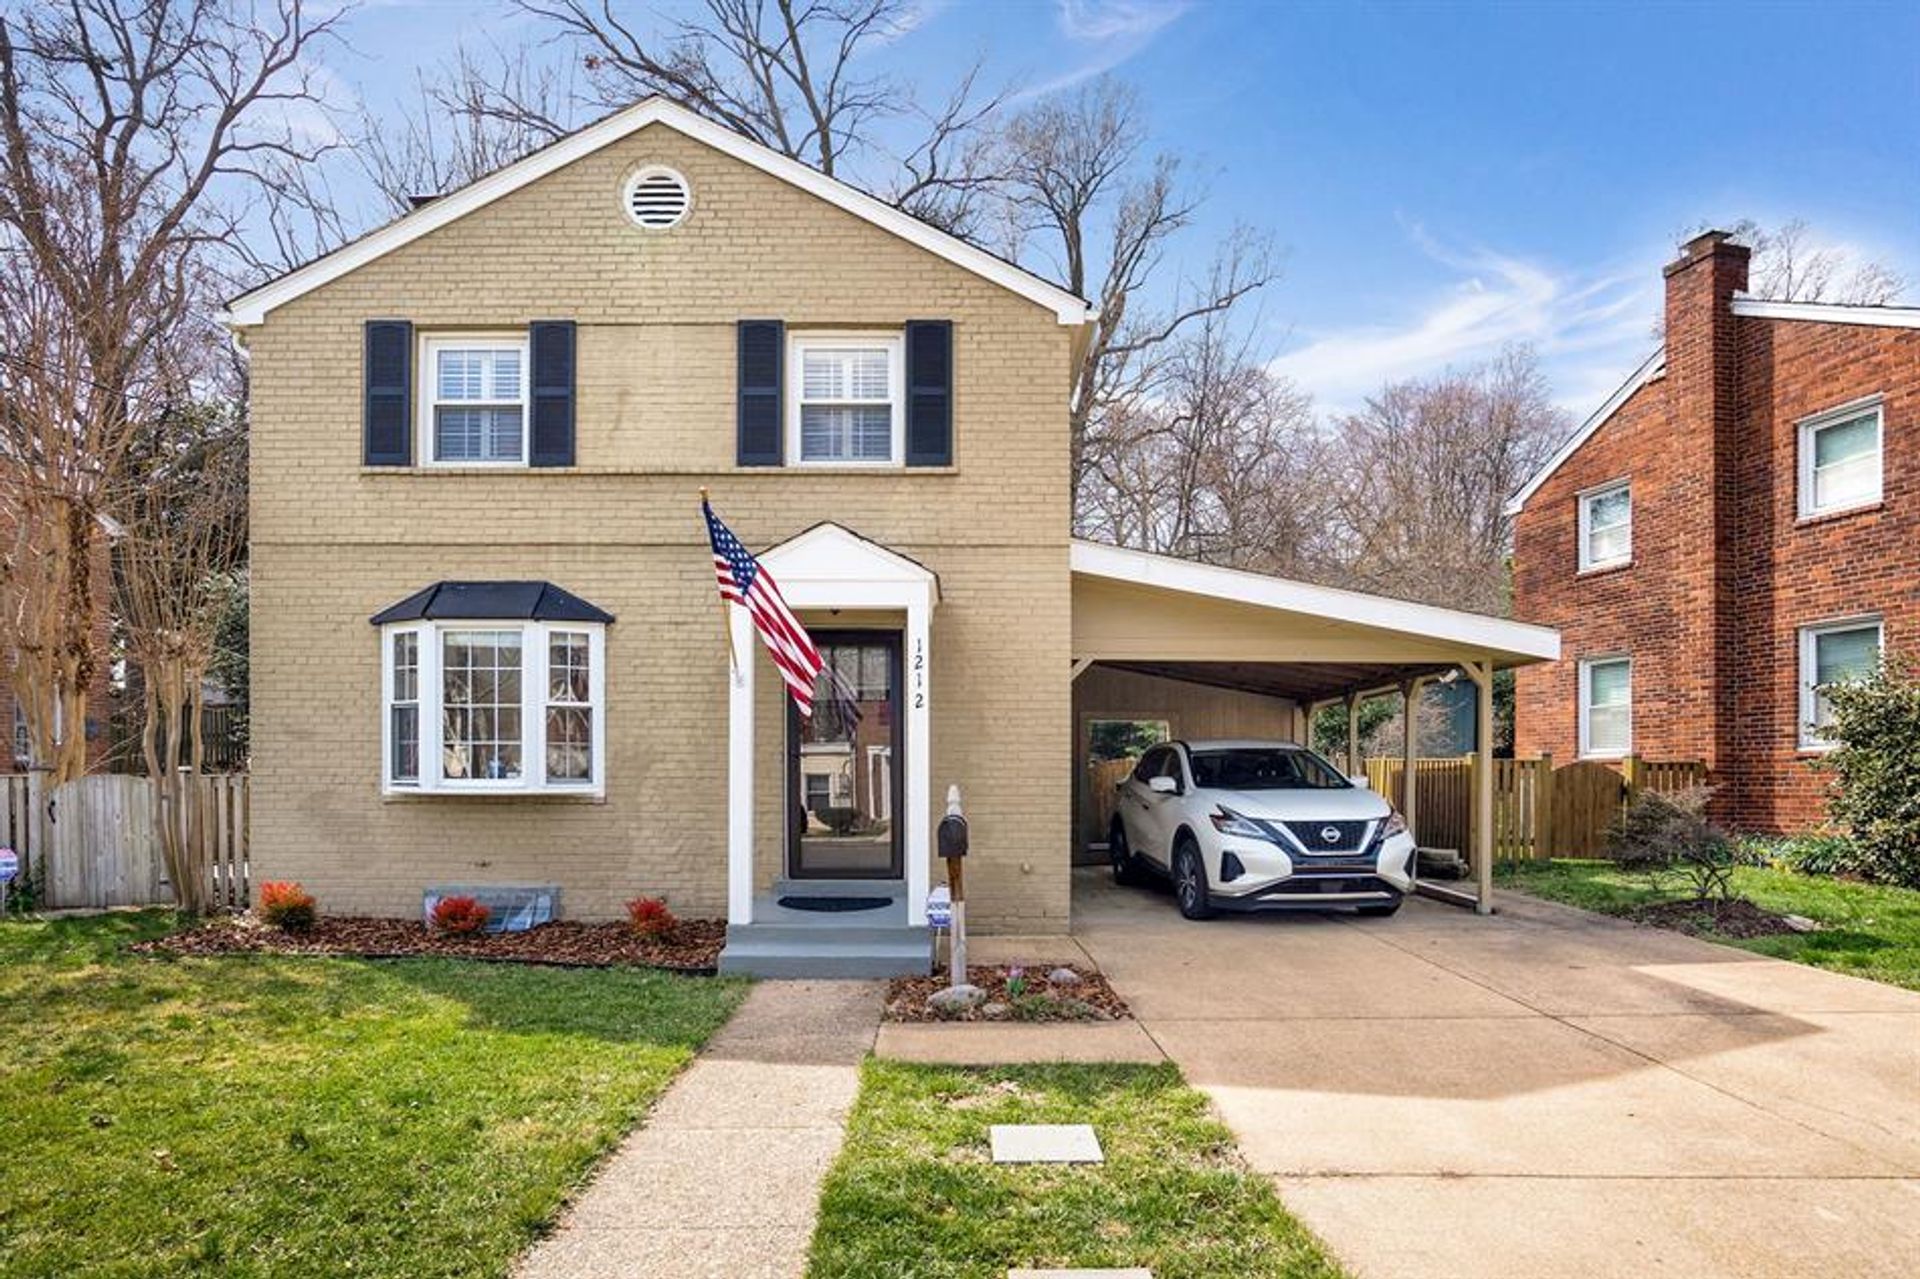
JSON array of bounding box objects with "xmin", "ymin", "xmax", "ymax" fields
[
  {"xmin": 435, "ymin": 406, "xmax": 524, "ymax": 462},
  {"xmin": 1587, "ymin": 487, "xmax": 1630, "ymax": 530},
  {"xmin": 846, "ymin": 348, "xmax": 889, "ymax": 399},
  {"xmin": 1814, "ymin": 452, "xmax": 1877, "ymax": 510},
  {"xmin": 391, "ymin": 705, "xmax": 419, "ymax": 782},
  {"xmin": 1588, "ymin": 523, "xmax": 1629, "ymax": 564},
  {"xmin": 801, "ymin": 405, "xmax": 892, "ymax": 461},
  {"xmin": 802, "ymin": 350, "xmax": 845, "ymax": 399},
  {"xmin": 1815, "ymin": 626, "xmax": 1880, "ymax": 688},
  {"xmin": 1814, "ymin": 413, "xmax": 1876, "ymax": 468},
  {"xmin": 490, "ymin": 348, "xmax": 522, "ymax": 400},
  {"xmin": 441, "ymin": 631, "xmax": 523, "ymax": 780},
  {"xmin": 1587, "ymin": 705, "xmax": 1629, "ymax": 753},
  {"xmin": 437, "ymin": 349, "xmax": 483, "ymax": 399},
  {"xmin": 546, "ymin": 706, "xmax": 592, "ymax": 781},
  {"xmin": 1587, "ymin": 661, "xmax": 1630, "ymax": 708},
  {"xmin": 392, "ymin": 632, "xmax": 418, "ymax": 702},
  {"xmin": 549, "ymin": 632, "xmax": 590, "ymax": 703},
  {"xmin": 800, "ymin": 345, "xmax": 890, "ymax": 402}
]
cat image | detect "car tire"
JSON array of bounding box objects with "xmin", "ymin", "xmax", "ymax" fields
[
  {"xmin": 1357, "ymin": 897, "xmax": 1403, "ymax": 918},
  {"xmin": 1109, "ymin": 820, "xmax": 1146, "ymax": 886},
  {"xmin": 1173, "ymin": 837, "xmax": 1215, "ymax": 920}
]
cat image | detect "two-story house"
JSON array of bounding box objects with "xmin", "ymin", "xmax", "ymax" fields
[
  {"xmin": 1510, "ymin": 231, "xmax": 1919, "ymax": 832},
  {"xmin": 227, "ymin": 97, "xmax": 1559, "ymax": 976}
]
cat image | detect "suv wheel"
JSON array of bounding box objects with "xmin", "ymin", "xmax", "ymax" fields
[
  {"xmin": 1173, "ymin": 837, "xmax": 1215, "ymax": 920},
  {"xmin": 1109, "ymin": 820, "xmax": 1145, "ymax": 886}
]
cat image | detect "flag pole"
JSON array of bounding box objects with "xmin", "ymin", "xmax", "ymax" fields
[{"xmin": 701, "ymin": 487, "xmax": 743, "ymax": 684}]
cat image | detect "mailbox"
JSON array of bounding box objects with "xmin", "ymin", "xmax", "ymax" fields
[{"xmin": 937, "ymin": 811, "xmax": 969, "ymax": 859}]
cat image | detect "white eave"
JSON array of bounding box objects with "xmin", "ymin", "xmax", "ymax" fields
[
  {"xmin": 1503, "ymin": 348, "xmax": 1666, "ymax": 516},
  {"xmin": 221, "ymin": 96, "xmax": 1094, "ymax": 329},
  {"xmin": 1729, "ymin": 295, "xmax": 1920, "ymax": 328},
  {"xmin": 1070, "ymin": 539, "xmax": 1560, "ymax": 663}
]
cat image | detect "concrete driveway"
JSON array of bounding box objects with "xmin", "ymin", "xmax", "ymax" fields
[{"xmin": 1069, "ymin": 867, "xmax": 1920, "ymax": 1279}]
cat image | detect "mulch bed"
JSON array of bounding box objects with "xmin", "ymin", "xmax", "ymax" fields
[
  {"xmin": 1630, "ymin": 897, "xmax": 1802, "ymax": 940},
  {"xmin": 133, "ymin": 914, "xmax": 728, "ymax": 973},
  {"xmin": 885, "ymin": 963, "xmax": 1132, "ymax": 1023}
]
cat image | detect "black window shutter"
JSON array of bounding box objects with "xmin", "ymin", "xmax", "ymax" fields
[
  {"xmin": 737, "ymin": 320, "xmax": 784, "ymax": 466},
  {"xmin": 363, "ymin": 320, "xmax": 413, "ymax": 466},
  {"xmin": 905, "ymin": 320, "xmax": 952, "ymax": 466},
  {"xmin": 529, "ymin": 321, "xmax": 577, "ymax": 467}
]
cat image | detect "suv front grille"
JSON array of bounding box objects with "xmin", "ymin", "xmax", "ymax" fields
[{"xmin": 1282, "ymin": 819, "xmax": 1371, "ymax": 854}]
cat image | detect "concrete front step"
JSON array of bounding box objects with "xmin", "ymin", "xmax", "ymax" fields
[{"xmin": 717, "ymin": 932, "xmax": 933, "ymax": 978}]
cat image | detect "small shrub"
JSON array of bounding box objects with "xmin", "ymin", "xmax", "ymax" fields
[
  {"xmin": 817, "ymin": 805, "xmax": 861, "ymax": 836},
  {"xmin": 257, "ymin": 881, "xmax": 316, "ymax": 932},
  {"xmin": 1737, "ymin": 832, "xmax": 1864, "ymax": 877},
  {"xmin": 624, "ymin": 896, "xmax": 677, "ymax": 938},
  {"xmin": 1607, "ymin": 786, "xmax": 1736, "ymax": 902},
  {"xmin": 430, "ymin": 895, "xmax": 490, "ymax": 935},
  {"xmin": 1820, "ymin": 654, "xmax": 1920, "ymax": 888}
]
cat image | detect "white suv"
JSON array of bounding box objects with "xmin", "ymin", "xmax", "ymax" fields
[{"xmin": 1108, "ymin": 739, "xmax": 1416, "ymax": 919}]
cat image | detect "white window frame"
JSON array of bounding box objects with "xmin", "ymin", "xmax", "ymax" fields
[
  {"xmin": 1798, "ymin": 616, "xmax": 1882, "ymax": 751},
  {"xmin": 1576, "ymin": 479, "xmax": 1632, "ymax": 572},
  {"xmin": 416, "ymin": 332, "xmax": 531, "ymax": 468},
  {"xmin": 1797, "ymin": 395, "xmax": 1884, "ymax": 519},
  {"xmin": 380, "ymin": 620, "xmax": 606, "ymax": 796},
  {"xmin": 1577, "ymin": 655, "xmax": 1632, "ymax": 760},
  {"xmin": 785, "ymin": 331, "xmax": 905, "ymax": 467}
]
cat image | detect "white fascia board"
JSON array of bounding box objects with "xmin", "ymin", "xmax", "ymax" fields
[
  {"xmin": 1729, "ymin": 295, "xmax": 1920, "ymax": 328},
  {"xmin": 224, "ymin": 97, "xmax": 1093, "ymax": 329},
  {"xmin": 1503, "ymin": 348, "xmax": 1666, "ymax": 516},
  {"xmin": 1070, "ymin": 539, "xmax": 1561, "ymax": 663}
]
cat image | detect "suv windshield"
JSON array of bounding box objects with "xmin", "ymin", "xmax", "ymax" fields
[{"xmin": 1188, "ymin": 748, "xmax": 1349, "ymax": 791}]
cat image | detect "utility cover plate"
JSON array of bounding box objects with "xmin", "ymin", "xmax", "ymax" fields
[
  {"xmin": 1009, "ymin": 1270, "xmax": 1152, "ymax": 1278},
  {"xmin": 989, "ymin": 1123, "xmax": 1103, "ymax": 1164}
]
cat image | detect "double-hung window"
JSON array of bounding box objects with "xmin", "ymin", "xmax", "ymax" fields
[
  {"xmin": 1578, "ymin": 656, "xmax": 1631, "ymax": 759},
  {"xmin": 421, "ymin": 334, "xmax": 528, "ymax": 465},
  {"xmin": 1578, "ymin": 481, "xmax": 1632, "ymax": 572},
  {"xmin": 381, "ymin": 620, "xmax": 605, "ymax": 794},
  {"xmin": 1799, "ymin": 618, "xmax": 1881, "ymax": 749},
  {"xmin": 788, "ymin": 333, "xmax": 904, "ymax": 465},
  {"xmin": 1798, "ymin": 397, "xmax": 1883, "ymax": 518}
]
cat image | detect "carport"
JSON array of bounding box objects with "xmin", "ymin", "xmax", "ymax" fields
[{"xmin": 1069, "ymin": 540, "xmax": 1561, "ymax": 913}]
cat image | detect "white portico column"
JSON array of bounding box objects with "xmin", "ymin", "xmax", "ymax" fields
[
  {"xmin": 726, "ymin": 602, "xmax": 756, "ymax": 926},
  {"xmin": 904, "ymin": 598, "xmax": 932, "ymax": 927}
]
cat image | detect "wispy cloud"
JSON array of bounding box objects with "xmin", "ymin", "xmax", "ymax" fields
[
  {"xmin": 1008, "ymin": 0, "xmax": 1189, "ymax": 102},
  {"xmin": 1273, "ymin": 225, "xmax": 1661, "ymax": 416}
]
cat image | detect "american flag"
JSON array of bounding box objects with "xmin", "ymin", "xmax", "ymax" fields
[{"xmin": 704, "ymin": 499, "xmax": 824, "ymax": 717}]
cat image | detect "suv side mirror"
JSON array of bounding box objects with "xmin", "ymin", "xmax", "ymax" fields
[
  {"xmin": 1147, "ymin": 775, "xmax": 1179, "ymax": 795},
  {"xmin": 1348, "ymin": 775, "xmax": 1370, "ymax": 789}
]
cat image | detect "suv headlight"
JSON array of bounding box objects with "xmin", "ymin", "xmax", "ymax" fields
[
  {"xmin": 1209, "ymin": 807, "xmax": 1267, "ymax": 839},
  {"xmin": 1378, "ymin": 811, "xmax": 1408, "ymax": 840}
]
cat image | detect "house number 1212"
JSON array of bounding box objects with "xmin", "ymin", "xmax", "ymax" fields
[{"xmin": 912, "ymin": 637, "xmax": 926, "ymax": 709}]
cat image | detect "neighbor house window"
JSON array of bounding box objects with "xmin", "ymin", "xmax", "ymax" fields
[
  {"xmin": 788, "ymin": 332, "xmax": 903, "ymax": 465},
  {"xmin": 380, "ymin": 620, "xmax": 604, "ymax": 794},
  {"xmin": 1578, "ymin": 481, "xmax": 1632, "ymax": 571},
  {"xmin": 420, "ymin": 334, "xmax": 528, "ymax": 465},
  {"xmin": 1578, "ymin": 656, "xmax": 1631, "ymax": 758},
  {"xmin": 1799, "ymin": 618, "xmax": 1881, "ymax": 749},
  {"xmin": 1798, "ymin": 397, "xmax": 1883, "ymax": 518}
]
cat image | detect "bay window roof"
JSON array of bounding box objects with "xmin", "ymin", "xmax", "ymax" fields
[{"xmin": 369, "ymin": 581, "xmax": 615, "ymax": 626}]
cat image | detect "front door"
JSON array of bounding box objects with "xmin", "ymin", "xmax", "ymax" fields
[{"xmin": 787, "ymin": 632, "xmax": 904, "ymax": 879}]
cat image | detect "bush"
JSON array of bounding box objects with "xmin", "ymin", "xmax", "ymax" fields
[
  {"xmin": 1736, "ymin": 832, "xmax": 1865, "ymax": 877},
  {"xmin": 1820, "ymin": 654, "xmax": 1920, "ymax": 888},
  {"xmin": 624, "ymin": 896, "xmax": 677, "ymax": 938},
  {"xmin": 1606, "ymin": 786, "xmax": 1736, "ymax": 901},
  {"xmin": 257, "ymin": 881, "xmax": 316, "ymax": 932},
  {"xmin": 430, "ymin": 895, "xmax": 491, "ymax": 935},
  {"xmin": 817, "ymin": 805, "xmax": 861, "ymax": 836}
]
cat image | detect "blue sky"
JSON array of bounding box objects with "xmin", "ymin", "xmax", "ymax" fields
[{"xmin": 310, "ymin": 0, "xmax": 1920, "ymax": 417}]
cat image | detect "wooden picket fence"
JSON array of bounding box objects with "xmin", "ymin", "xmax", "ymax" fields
[
  {"xmin": 1364, "ymin": 754, "xmax": 1708, "ymax": 862},
  {"xmin": 0, "ymin": 772, "xmax": 249, "ymax": 910}
]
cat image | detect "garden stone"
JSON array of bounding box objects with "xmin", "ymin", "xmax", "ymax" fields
[
  {"xmin": 1783, "ymin": 914, "xmax": 1820, "ymax": 933},
  {"xmin": 981, "ymin": 1001, "xmax": 1011, "ymax": 1019},
  {"xmin": 928, "ymin": 984, "xmax": 985, "ymax": 1014},
  {"xmin": 1047, "ymin": 967, "xmax": 1083, "ymax": 985}
]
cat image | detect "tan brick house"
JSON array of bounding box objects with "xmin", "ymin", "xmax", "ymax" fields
[
  {"xmin": 1510, "ymin": 231, "xmax": 1920, "ymax": 832},
  {"xmin": 228, "ymin": 97, "xmax": 1557, "ymax": 974}
]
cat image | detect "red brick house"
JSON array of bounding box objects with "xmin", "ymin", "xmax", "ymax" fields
[{"xmin": 1510, "ymin": 230, "xmax": 1919, "ymax": 832}]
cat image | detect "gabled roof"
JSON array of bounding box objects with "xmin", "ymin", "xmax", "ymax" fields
[
  {"xmin": 223, "ymin": 96, "xmax": 1093, "ymax": 328},
  {"xmin": 1503, "ymin": 349, "xmax": 1666, "ymax": 516},
  {"xmin": 370, "ymin": 581, "xmax": 615, "ymax": 626}
]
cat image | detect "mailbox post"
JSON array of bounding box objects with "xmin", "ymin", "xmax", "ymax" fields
[{"xmin": 937, "ymin": 784, "xmax": 969, "ymax": 989}]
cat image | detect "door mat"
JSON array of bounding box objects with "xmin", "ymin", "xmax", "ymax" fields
[{"xmin": 777, "ymin": 895, "xmax": 893, "ymax": 913}]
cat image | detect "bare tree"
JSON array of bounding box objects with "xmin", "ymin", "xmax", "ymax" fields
[
  {"xmin": 0, "ymin": 0, "xmax": 338, "ymax": 784},
  {"xmin": 1328, "ymin": 345, "xmax": 1567, "ymax": 614},
  {"xmin": 997, "ymin": 77, "xmax": 1280, "ymax": 521},
  {"xmin": 1732, "ymin": 218, "xmax": 1904, "ymax": 306}
]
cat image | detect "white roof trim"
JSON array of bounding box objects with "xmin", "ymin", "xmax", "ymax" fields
[
  {"xmin": 1070, "ymin": 540, "xmax": 1560, "ymax": 662},
  {"xmin": 1504, "ymin": 348, "xmax": 1666, "ymax": 516},
  {"xmin": 1729, "ymin": 295, "xmax": 1920, "ymax": 328},
  {"xmin": 222, "ymin": 97, "xmax": 1093, "ymax": 328}
]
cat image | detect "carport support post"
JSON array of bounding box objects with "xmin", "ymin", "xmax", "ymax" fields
[
  {"xmin": 1462, "ymin": 661, "xmax": 1495, "ymax": 915},
  {"xmin": 1345, "ymin": 694, "xmax": 1361, "ymax": 776},
  {"xmin": 1400, "ymin": 677, "xmax": 1427, "ymax": 844}
]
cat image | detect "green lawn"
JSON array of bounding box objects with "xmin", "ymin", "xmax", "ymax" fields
[
  {"xmin": 807, "ymin": 1060, "xmax": 1347, "ymax": 1279},
  {"xmin": 0, "ymin": 911, "xmax": 746, "ymax": 1279},
  {"xmin": 1499, "ymin": 859, "xmax": 1920, "ymax": 991}
]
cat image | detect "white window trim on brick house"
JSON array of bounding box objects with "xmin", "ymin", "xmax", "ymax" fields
[
  {"xmin": 1798, "ymin": 616, "xmax": 1882, "ymax": 751},
  {"xmin": 1577, "ymin": 655, "xmax": 1632, "ymax": 760},
  {"xmin": 380, "ymin": 619, "xmax": 606, "ymax": 796},
  {"xmin": 785, "ymin": 331, "xmax": 906, "ymax": 467},
  {"xmin": 1576, "ymin": 478, "xmax": 1632, "ymax": 572},
  {"xmin": 415, "ymin": 332, "xmax": 531, "ymax": 468},
  {"xmin": 1796, "ymin": 394, "xmax": 1884, "ymax": 520}
]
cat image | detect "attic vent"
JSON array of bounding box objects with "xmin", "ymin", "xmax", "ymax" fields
[{"xmin": 623, "ymin": 166, "xmax": 690, "ymax": 230}]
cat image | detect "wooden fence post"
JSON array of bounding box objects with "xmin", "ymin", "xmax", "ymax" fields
[
  {"xmin": 1622, "ymin": 754, "xmax": 1643, "ymax": 806},
  {"xmin": 1533, "ymin": 753, "xmax": 1554, "ymax": 860}
]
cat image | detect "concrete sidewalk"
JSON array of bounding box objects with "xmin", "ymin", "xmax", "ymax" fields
[{"xmin": 516, "ymin": 980, "xmax": 881, "ymax": 1279}]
